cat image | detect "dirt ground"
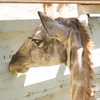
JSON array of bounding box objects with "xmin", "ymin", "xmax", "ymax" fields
[{"xmin": 0, "ymin": 4, "xmax": 78, "ymax": 20}]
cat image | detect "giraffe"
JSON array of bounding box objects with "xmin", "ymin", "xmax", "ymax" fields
[
  {"xmin": 43, "ymin": 4, "xmax": 60, "ymax": 19},
  {"xmin": 43, "ymin": 3, "xmax": 70, "ymax": 18},
  {"xmin": 9, "ymin": 12, "xmax": 96, "ymax": 100},
  {"xmin": 57, "ymin": 4, "xmax": 70, "ymax": 18}
]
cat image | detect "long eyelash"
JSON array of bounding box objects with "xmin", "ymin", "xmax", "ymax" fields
[
  {"xmin": 32, "ymin": 39, "xmax": 37, "ymax": 42},
  {"xmin": 28, "ymin": 37, "xmax": 32, "ymax": 39},
  {"xmin": 29, "ymin": 37, "xmax": 42, "ymax": 46}
]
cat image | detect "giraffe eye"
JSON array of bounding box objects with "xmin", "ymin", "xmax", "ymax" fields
[
  {"xmin": 32, "ymin": 39, "xmax": 42, "ymax": 46},
  {"xmin": 28, "ymin": 37, "xmax": 42, "ymax": 46}
]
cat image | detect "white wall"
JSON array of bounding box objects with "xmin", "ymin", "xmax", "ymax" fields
[{"xmin": 0, "ymin": 18, "xmax": 100, "ymax": 100}]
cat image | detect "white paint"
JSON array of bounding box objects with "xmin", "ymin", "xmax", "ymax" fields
[{"xmin": 92, "ymin": 48, "xmax": 100, "ymax": 68}]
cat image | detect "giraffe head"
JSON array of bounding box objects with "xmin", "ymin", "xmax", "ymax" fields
[
  {"xmin": 9, "ymin": 12, "xmax": 69, "ymax": 73},
  {"xmin": 9, "ymin": 12, "xmax": 96, "ymax": 100}
]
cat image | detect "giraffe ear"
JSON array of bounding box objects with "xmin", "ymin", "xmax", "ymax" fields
[{"xmin": 38, "ymin": 11, "xmax": 68, "ymax": 42}]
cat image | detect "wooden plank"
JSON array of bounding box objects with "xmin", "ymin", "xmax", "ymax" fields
[
  {"xmin": 0, "ymin": 0, "xmax": 100, "ymax": 4},
  {"xmin": 0, "ymin": 20, "xmax": 40, "ymax": 33},
  {"xmin": 77, "ymin": 4, "xmax": 100, "ymax": 15}
]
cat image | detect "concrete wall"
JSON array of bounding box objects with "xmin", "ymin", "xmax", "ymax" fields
[{"xmin": 0, "ymin": 18, "xmax": 100, "ymax": 100}]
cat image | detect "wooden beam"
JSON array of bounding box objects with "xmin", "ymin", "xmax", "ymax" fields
[
  {"xmin": 0, "ymin": 0, "xmax": 100, "ymax": 4},
  {"xmin": 77, "ymin": 4, "xmax": 100, "ymax": 15}
]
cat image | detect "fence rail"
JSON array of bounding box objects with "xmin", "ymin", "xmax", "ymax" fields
[{"xmin": 0, "ymin": 0, "xmax": 100, "ymax": 4}]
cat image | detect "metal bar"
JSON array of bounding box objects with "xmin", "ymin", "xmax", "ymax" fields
[{"xmin": 0, "ymin": 0, "xmax": 100, "ymax": 4}]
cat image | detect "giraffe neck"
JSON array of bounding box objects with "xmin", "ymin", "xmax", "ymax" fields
[
  {"xmin": 65, "ymin": 31, "xmax": 85, "ymax": 100},
  {"xmin": 43, "ymin": 4, "xmax": 60, "ymax": 19},
  {"xmin": 57, "ymin": 4, "xmax": 70, "ymax": 18},
  {"xmin": 63, "ymin": 19, "xmax": 95, "ymax": 100},
  {"xmin": 70, "ymin": 47, "xmax": 85, "ymax": 100},
  {"xmin": 43, "ymin": 4, "xmax": 70, "ymax": 18}
]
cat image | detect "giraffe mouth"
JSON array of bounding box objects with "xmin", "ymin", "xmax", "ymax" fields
[{"xmin": 9, "ymin": 64, "xmax": 29, "ymax": 74}]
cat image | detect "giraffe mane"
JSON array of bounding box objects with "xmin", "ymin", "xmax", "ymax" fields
[{"xmin": 78, "ymin": 21, "xmax": 95, "ymax": 100}]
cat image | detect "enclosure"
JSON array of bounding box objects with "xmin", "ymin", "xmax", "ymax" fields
[{"xmin": 0, "ymin": 1, "xmax": 100, "ymax": 100}]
